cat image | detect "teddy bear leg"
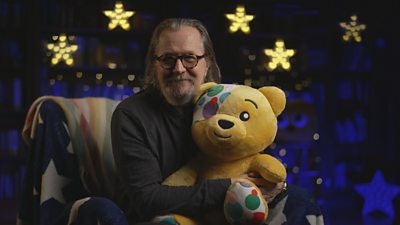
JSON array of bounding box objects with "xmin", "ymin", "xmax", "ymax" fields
[
  {"xmin": 224, "ymin": 180, "xmax": 268, "ymax": 225},
  {"xmin": 153, "ymin": 214, "xmax": 199, "ymax": 225}
]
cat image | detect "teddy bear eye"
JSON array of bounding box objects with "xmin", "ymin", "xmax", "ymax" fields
[{"xmin": 239, "ymin": 112, "xmax": 250, "ymax": 121}]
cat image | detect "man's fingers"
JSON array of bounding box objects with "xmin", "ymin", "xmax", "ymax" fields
[
  {"xmin": 247, "ymin": 171, "xmax": 260, "ymax": 177},
  {"xmin": 248, "ymin": 177, "xmax": 276, "ymax": 188}
]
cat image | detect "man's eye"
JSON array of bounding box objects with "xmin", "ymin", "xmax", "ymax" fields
[
  {"xmin": 163, "ymin": 56, "xmax": 176, "ymax": 63},
  {"xmin": 183, "ymin": 55, "xmax": 196, "ymax": 62}
]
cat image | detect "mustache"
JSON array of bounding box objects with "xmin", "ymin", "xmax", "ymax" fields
[{"xmin": 165, "ymin": 74, "xmax": 195, "ymax": 83}]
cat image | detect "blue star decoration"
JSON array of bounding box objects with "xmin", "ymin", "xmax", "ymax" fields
[{"xmin": 355, "ymin": 170, "xmax": 400, "ymax": 218}]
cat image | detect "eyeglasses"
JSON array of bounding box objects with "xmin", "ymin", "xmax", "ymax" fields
[{"xmin": 155, "ymin": 54, "xmax": 205, "ymax": 70}]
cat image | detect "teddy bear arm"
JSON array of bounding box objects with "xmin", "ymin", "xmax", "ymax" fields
[
  {"xmin": 250, "ymin": 154, "xmax": 287, "ymax": 183},
  {"xmin": 162, "ymin": 162, "xmax": 198, "ymax": 186}
]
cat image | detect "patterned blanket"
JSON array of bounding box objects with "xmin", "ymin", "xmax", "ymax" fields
[{"xmin": 18, "ymin": 96, "xmax": 128, "ymax": 225}]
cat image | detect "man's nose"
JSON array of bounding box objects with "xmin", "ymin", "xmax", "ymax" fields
[{"xmin": 173, "ymin": 59, "xmax": 186, "ymax": 73}]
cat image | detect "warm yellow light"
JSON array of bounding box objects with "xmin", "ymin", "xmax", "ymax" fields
[
  {"xmin": 225, "ymin": 5, "xmax": 254, "ymax": 34},
  {"xmin": 96, "ymin": 73, "xmax": 103, "ymax": 80},
  {"xmin": 46, "ymin": 34, "xmax": 78, "ymax": 66},
  {"xmin": 108, "ymin": 62, "xmax": 117, "ymax": 69},
  {"xmin": 127, "ymin": 74, "xmax": 135, "ymax": 81},
  {"xmin": 103, "ymin": 2, "xmax": 135, "ymax": 31},
  {"xmin": 264, "ymin": 39, "xmax": 295, "ymax": 71},
  {"xmin": 339, "ymin": 14, "xmax": 366, "ymax": 43}
]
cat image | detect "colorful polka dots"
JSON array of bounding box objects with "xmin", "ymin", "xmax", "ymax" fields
[
  {"xmin": 226, "ymin": 202, "xmax": 243, "ymax": 220},
  {"xmin": 207, "ymin": 84, "xmax": 224, "ymax": 96},
  {"xmin": 224, "ymin": 180, "xmax": 267, "ymax": 225},
  {"xmin": 245, "ymin": 192, "xmax": 260, "ymax": 210},
  {"xmin": 193, "ymin": 84, "xmax": 238, "ymax": 123}
]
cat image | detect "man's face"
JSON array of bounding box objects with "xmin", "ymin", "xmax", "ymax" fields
[{"xmin": 155, "ymin": 26, "xmax": 209, "ymax": 106}]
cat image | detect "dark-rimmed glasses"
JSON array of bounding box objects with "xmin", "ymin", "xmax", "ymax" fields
[{"xmin": 155, "ymin": 54, "xmax": 205, "ymax": 70}]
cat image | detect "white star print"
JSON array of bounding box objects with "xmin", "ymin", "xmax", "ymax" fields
[
  {"xmin": 40, "ymin": 160, "xmax": 71, "ymax": 204},
  {"xmin": 265, "ymin": 196, "xmax": 288, "ymax": 225},
  {"xmin": 306, "ymin": 214, "xmax": 324, "ymax": 225}
]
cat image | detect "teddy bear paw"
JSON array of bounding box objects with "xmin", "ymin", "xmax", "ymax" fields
[{"xmin": 224, "ymin": 180, "xmax": 268, "ymax": 225}]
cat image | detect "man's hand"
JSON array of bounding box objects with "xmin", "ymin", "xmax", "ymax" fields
[{"xmin": 231, "ymin": 172, "xmax": 286, "ymax": 203}]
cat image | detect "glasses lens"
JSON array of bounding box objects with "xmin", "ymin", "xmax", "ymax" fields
[
  {"xmin": 160, "ymin": 55, "xmax": 177, "ymax": 69},
  {"xmin": 182, "ymin": 55, "xmax": 198, "ymax": 68}
]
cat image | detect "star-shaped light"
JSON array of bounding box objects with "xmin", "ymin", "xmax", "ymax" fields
[
  {"xmin": 339, "ymin": 14, "xmax": 366, "ymax": 43},
  {"xmin": 264, "ymin": 39, "xmax": 296, "ymax": 71},
  {"xmin": 46, "ymin": 34, "xmax": 78, "ymax": 66},
  {"xmin": 41, "ymin": 160, "xmax": 71, "ymax": 204},
  {"xmin": 103, "ymin": 2, "xmax": 135, "ymax": 31},
  {"xmin": 355, "ymin": 170, "xmax": 400, "ymax": 218},
  {"xmin": 225, "ymin": 5, "xmax": 254, "ymax": 34}
]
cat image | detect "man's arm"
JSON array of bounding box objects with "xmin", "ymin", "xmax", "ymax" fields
[{"xmin": 111, "ymin": 107, "xmax": 230, "ymax": 221}]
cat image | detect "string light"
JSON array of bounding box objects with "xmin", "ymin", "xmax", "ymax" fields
[
  {"xmin": 108, "ymin": 62, "xmax": 117, "ymax": 69},
  {"xmin": 225, "ymin": 5, "xmax": 254, "ymax": 34},
  {"xmin": 339, "ymin": 14, "xmax": 366, "ymax": 43},
  {"xmin": 46, "ymin": 34, "xmax": 78, "ymax": 66},
  {"xmin": 95, "ymin": 73, "xmax": 103, "ymax": 80},
  {"xmin": 127, "ymin": 74, "xmax": 135, "ymax": 81},
  {"xmin": 103, "ymin": 2, "xmax": 135, "ymax": 31},
  {"xmin": 264, "ymin": 39, "xmax": 295, "ymax": 71}
]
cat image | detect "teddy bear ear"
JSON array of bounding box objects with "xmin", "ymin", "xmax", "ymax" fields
[
  {"xmin": 258, "ymin": 86, "xmax": 286, "ymax": 116},
  {"xmin": 193, "ymin": 82, "xmax": 218, "ymax": 103}
]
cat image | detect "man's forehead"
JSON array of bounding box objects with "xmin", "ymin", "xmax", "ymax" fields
[{"xmin": 156, "ymin": 28, "xmax": 204, "ymax": 53}]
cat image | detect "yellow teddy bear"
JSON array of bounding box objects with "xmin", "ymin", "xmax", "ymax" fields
[{"xmin": 160, "ymin": 82, "xmax": 287, "ymax": 225}]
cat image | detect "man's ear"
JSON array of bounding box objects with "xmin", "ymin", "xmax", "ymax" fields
[{"xmin": 193, "ymin": 82, "xmax": 218, "ymax": 103}]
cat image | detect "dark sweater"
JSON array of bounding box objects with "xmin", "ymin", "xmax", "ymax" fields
[{"xmin": 111, "ymin": 89, "xmax": 231, "ymax": 223}]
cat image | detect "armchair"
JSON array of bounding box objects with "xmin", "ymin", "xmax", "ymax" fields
[{"xmin": 16, "ymin": 96, "xmax": 325, "ymax": 225}]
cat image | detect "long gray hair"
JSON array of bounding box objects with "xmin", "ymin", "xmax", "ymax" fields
[{"xmin": 143, "ymin": 18, "xmax": 221, "ymax": 89}]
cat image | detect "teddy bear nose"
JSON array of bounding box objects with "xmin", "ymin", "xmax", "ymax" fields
[{"xmin": 218, "ymin": 119, "xmax": 234, "ymax": 129}]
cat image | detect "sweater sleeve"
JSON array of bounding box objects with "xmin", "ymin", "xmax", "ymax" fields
[{"xmin": 111, "ymin": 107, "xmax": 231, "ymax": 222}]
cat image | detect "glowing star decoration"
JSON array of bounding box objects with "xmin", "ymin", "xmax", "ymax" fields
[
  {"xmin": 103, "ymin": 2, "xmax": 134, "ymax": 31},
  {"xmin": 355, "ymin": 170, "xmax": 400, "ymax": 218},
  {"xmin": 225, "ymin": 5, "xmax": 254, "ymax": 34},
  {"xmin": 264, "ymin": 39, "xmax": 295, "ymax": 71},
  {"xmin": 339, "ymin": 14, "xmax": 366, "ymax": 42},
  {"xmin": 46, "ymin": 34, "xmax": 78, "ymax": 66}
]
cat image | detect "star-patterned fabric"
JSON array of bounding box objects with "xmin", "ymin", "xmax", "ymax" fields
[
  {"xmin": 17, "ymin": 98, "xmax": 129, "ymax": 225},
  {"xmin": 266, "ymin": 185, "xmax": 324, "ymax": 225}
]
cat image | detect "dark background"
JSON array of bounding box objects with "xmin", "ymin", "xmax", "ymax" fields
[{"xmin": 1, "ymin": 0, "xmax": 399, "ymax": 224}]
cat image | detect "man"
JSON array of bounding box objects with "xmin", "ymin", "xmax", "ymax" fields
[{"xmin": 111, "ymin": 18, "xmax": 285, "ymax": 225}]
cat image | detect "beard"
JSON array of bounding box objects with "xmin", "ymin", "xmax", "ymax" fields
[{"xmin": 160, "ymin": 74, "xmax": 196, "ymax": 106}]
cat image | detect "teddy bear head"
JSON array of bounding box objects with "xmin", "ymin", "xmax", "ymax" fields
[{"xmin": 192, "ymin": 82, "xmax": 286, "ymax": 161}]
